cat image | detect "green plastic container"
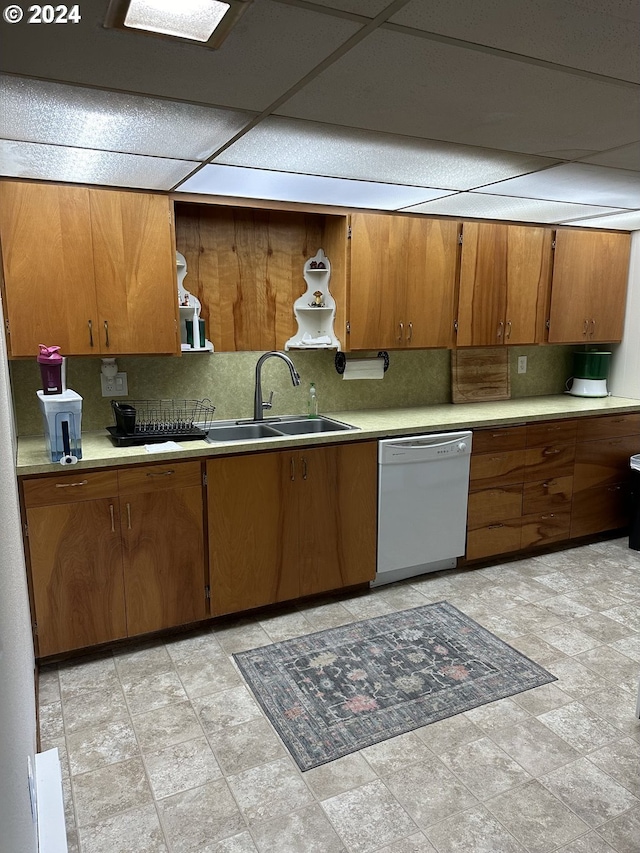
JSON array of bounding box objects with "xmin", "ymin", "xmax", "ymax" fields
[{"xmin": 572, "ymin": 351, "xmax": 611, "ymax": 381}]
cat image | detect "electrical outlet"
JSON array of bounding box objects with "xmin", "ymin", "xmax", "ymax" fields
[
  {"xmin": 517, "ymin": 355, "xmax": 528, "ymax": 374},
  {"xmin": 101, "ymin": 372, "xmax": 128, "ymax": 397}
]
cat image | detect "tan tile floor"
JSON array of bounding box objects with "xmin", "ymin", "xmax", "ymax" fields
[{"xmin": 38, "ymin": 538, "xmax": 640, "ymax": 853}]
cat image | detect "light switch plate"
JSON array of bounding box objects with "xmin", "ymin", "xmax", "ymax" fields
[{"xmin": 101, "ymin": 372, "xmax": 128, "ymax": 397}]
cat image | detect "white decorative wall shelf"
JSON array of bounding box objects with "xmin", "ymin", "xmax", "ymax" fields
[
  {"xmin": 285, "ymin": 249, "xmax": 340, "ymax": 351},
  {"xmin": 177, "ymin": 252, "xmax": 214, "ymax": 352}
]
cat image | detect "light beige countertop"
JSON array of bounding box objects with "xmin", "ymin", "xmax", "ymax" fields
[{"xmin": 16, "ymin": 394, "xmax": 640, "ymax": 477}]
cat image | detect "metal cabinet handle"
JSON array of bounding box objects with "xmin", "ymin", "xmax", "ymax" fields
[
  {"xmin": 607, "ymin": 485, "xmax": 622, "ymax": 491},
  {"xmin": 590, "ymin": 319, "xmax": 596, "ymax": 337},
  {"xmin": 290, "ymin": 457, "xmax": 295, "ymax": 481},
  {"xmin": 302, "ymin": 457, "xmax": 308, "ymax": 480},
  {"xmin": 88, "ymin": 319, "xmax": 94, "ymax": 347},
  {"xmin": 55, "ymin": 480, "xmax": 88, "ymax": 488},
  {"xmin": 543, "ymin": 448, "xmax": 561, "ymax": 456},
  {"xmin": 146, "ymin": 470, "xmax": 175, "ymax": 477},
  {"xmin": 104, "ymin": 319, "xmax": 110, "ymax": 348},
  {"xmin": 583, "ymin": 319, "xmax": 589, "ymax": 336},
  {"xmin": 541, "ymin": 513, "xmax": 555, "ymax": 520},
  {"xmin": 407, "ymin": 322, "xmax": 413, "ymax": 342},
  {"xmin": 505, "ymin": 320, "xmax": 512, "ymax": 340},
  {"xmin": 126, "ymin": 502, "xmax": 132, "ymax": 530},
  {"xmin": 488, "ymin": 523, "xmax": 504, "ymax": 529},
  {"xmin": 109, "ymin": 503, "xmax": 115, "ymax": 533},
  {"xmin": 398, "ymin": 322, "xmax": 404, "ymax": 342},
  {"xmin": 497, "ymin": 321, "xmax": 504, "ymax": 340}
]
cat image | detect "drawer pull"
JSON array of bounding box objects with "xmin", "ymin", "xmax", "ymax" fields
[
  {"xmin": 109, "ymin": 503, "xmax": 115, "ymax": 533},
  {"xmin": 543, "ymin": 448, "xmax": 561, "ymax": 456},
  {"xmin": 541, "ymin": 514, "xmax": 555, "ymax": 520},
  {"xmin": 488, "ymin": 523, "xmax": 504, "ymax": 529},
  {"xmin": 290, "ymin": 457, "xmax": 295, "ymax": 481},
  {"xmin": 55, "ymin": 480, "xmax": 88, "ymax": 488},
  {"xmin": 126, "ymin": 502, "xmax": 132, "ymax": 529},
  {"xmin": 302, "ymin": 457, "xmax": 308, "ymax": 480},
  {"xmin": 398, "ymin": 322, "xmax": 404, "ymax": 342},
  {"xmin": 407, "ymin": 322, "xmax": 413, "ymax": 342},
  {"xmin": 88, "ymin": 319, "xmax": 94, "ymax": 347},
  {"xmin": 104, "ymin": 319, "xmax": 110, "ymax": 348},
  {"xmin": 146, "ymin": 470, "xmax": 175, "ymax": 477},
  {"xmin": 607, "ymin": 485, "xmax": 622, "ymax": 491}
]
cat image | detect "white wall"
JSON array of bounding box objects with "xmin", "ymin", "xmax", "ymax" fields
[
  {"xmin": 0, "ymin": 289, "xmax": 38, "ymax": 853},
  {"xmin": 610, "ymin": 231, "xmax": 640, "ymax": 399}
]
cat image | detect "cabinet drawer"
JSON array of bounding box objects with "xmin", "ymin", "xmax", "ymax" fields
[
  {"xmin": 526, "ymin": 420, "xmax": 577, "ymax": 447},
  {"xmin": 466, "ymin": 520, "xmax": 522, "ymax": 561},
  {"xmin": 522, "ymin": 476, "xmax": 573, "ymax": 515},
  {"xmin": 521, "ymin": 510, "xmax": 571, "ymax": 549},
  {"xmin": 467, "ymin": 485, "xmax": 522, "ymax": 528},
  {"xmin": 524, "ymin": 444, "xmax": 575, "ymax": 482},
  {"xmin": 469, "ymin": 450, "xmax": 525, "ymax": 488},
  {"xmin": 574, "ymin": 435, "xmax": 639, "ymax": 491},
  {"xmin": 576, "ymin": 414, "xmax": 640, "ymax": 442},
  {"xmin": 22, "ymin": 470, "xmax": 119, "ymax": 507},
  {"xmin": 117, "ymin": 461, "xmax": 202, "ymax": 494},
  {"xmin": 472, "ymin": 426, "xmax": 526, "ymax": 454},
  {"xmin": 570, "ymin": 483, "xmax": 630, "ymax": 538}
]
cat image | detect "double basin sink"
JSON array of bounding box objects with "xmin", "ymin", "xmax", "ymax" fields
[{"xmin": 205, "ymin": 415, "xmax": 357, "ymax": 443}]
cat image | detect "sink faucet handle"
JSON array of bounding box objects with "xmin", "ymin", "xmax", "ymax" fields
[{"xmin": 262, "ymin": 390, "xmax": 274, "ymax": 411}]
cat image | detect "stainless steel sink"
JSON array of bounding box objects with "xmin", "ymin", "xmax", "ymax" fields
[
  {"xmin": 272, "ymin": 417, "xmax": 355, "ymax": 435},
  {"xmin": 204, "ymin": 415, "xmax": 357, "ymax": 442}
]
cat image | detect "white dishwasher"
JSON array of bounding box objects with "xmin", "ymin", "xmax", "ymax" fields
[{"xmin": 373, "ymin": 431, "xmax": 472, "ymax": 587}]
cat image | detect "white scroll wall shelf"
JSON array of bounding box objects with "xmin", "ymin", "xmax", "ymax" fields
[
  {"xmin": 177, "ymin": 251, "xmax": 214, "ymax": 352},
  {"xmin": 285, "ymin": 249, "xmax": 340, "ymax": 351}
]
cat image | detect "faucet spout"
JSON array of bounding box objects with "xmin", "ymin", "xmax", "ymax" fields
[{"xmin": 253, "ymin": 351, "xmax": 301, "ymax": 420}]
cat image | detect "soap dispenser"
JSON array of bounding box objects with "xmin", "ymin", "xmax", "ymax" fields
[{"xmin": 307, "ymin": 382, "xmax": 318, "ymax": 418}]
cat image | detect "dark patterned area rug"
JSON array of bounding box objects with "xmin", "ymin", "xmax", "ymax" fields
[{"xmin": 233, "ymin": 601, "xmax": 556, "ymax": 771}]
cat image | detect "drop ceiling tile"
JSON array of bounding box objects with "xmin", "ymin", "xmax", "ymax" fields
[
  {"xmin": 302, "ymin": 0, "xmax": 391, "ymax": 16},
  {"xmin": 0, "ymin": 1, "xmax": 361, "ymax": 112},
  {"xmin": 0, "ymin": 140, "xmax": 197, "ymax": 190},
  {"xmin": 276, "ymin": 29, "xmax": 639, "ymax": 157},
  {"xmin": 389, "ymin": 0, "xmax": 640, "ymax": 83},
  {"xmin": 0, "ymin": 76, "xmax": 255, "ymax": 161},
  {"xmin": 216, "ymin": 116, "xmax": 557, "ymax": 189},
  {"xmin": 579, "ymin": 142, "xmax": 640, "ymax": 172},
  {"xmin": 176, "ymin": 164, "xmax": 451, "ymax": 209},
  {"xmin": 559, "ymin": 210, "xmax": 640, "ymax": 230},
  {"xmin": 478, "ymin": 163, "xmax": 640, "ymax": 207},
  {"xmin": 403, "ymin": 192, "xmax": 617, "ymax": 223}
]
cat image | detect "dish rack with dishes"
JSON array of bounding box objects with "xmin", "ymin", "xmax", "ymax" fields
[{"xmin": 109, "ymin": 398, "xmax": 216, "ymax": 446}]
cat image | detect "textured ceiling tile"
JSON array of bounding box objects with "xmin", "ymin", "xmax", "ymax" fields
[
  {"xmin": 579, "ymin": 143, "xmax": 640, "ymax": 172},
  {"xmin": 390, "ymin": 0, "xmax": 640, "ymax": 83},
  {"xmin": 0, "ymin": 140, "xmax": 197, "ymax": 190},
  {"xmin": 0, "ymin": 1, "xmax": 361, "ymax": 112},
  {"xmin": 276, "ymin": 29, "xmax": 639, "ymax": 156},
  {"xmin": 0, "ymin": 76, "xmax": 255, "ymax": 161},
  {"xmin": 301, "ymin": 0, "xmax": 391, "ymax": 16},
  {"xmin": 559, "ymin": 210, "xmax": 640, "ymax": 230},
  {"xmin": 403, "ymin": 192, "xmax": 618, "ymax": 223}
]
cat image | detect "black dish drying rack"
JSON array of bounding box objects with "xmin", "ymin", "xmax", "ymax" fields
[{"xmin": 108, "ymin": 398, "xmax": 216, "ymax": 446}]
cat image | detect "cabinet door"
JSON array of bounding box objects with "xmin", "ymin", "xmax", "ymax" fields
[
  {"xmin": 457, "ymin": 222, "xmax": 550, "ymax": 346},
  {"xmin": 90, "ymin": 190, "xmax": 179, "ymax": 355},
  {"xmin": 207, "ymin": 453, "xmax": 298, "ymax": 616},
  {"xmin": 26, "ymin": 498, "xmax": 126, "ymax": 656},
  {"xmin": 548, "ymin": 230, "xmax": 631, "ymax": 343},
  {"xmin": 297, "ymin": 442, "xmax": 377, "ymax": 596},
  {"xmin": 0, "ymin": 181, "xmax": 99, "ymax": 356},
  {"xmin": 120, "ymin": 483, "xmax": 206, "ymax": 636}
]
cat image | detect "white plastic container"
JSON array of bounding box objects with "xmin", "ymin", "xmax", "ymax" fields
[{"xmin": 37, "ymin": 389, "xmax": 83, "ymax": 463}]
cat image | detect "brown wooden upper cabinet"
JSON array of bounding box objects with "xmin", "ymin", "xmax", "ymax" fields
[
  {"xmin": 348, "ymin": 213, "xmax": 460, "ymax": 350},
  {"xmin": 174, "ymin": 202, "xmax": 348, "ymax": 352},
  {"xmin": 456, "ymin": 222, "xmax": 552, "ymax": 347},
  {"xmin": 0, "ymin": 181, "xmax": 180, "ymax": 357},
  {"xmin": 547, "ymin": 229, "xmax": 631, "ymax": 344}
]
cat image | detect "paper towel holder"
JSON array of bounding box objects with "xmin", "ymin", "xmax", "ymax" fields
[{"xmin": 335, "ymin": 351, "xmax": 389, "ymax": 375}]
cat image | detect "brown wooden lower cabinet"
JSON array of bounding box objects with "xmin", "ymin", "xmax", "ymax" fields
[
  {"xmin": 570, "ymin": 483, "xmax": 631, "ymax": 538},
  {"xmin": 466, "ymin": 519, "xmax": 522, "ymax": 561},
  {"xmin": 207, "ymin": 441, "xmax": 377, "ymax": 617},
  {"xmin": 22, "ymin": 462, "xmax": 207, "ymax": 657},
  {"xmin": 521, "ymin": 509, "xmax": 571, "ymax": 548}
]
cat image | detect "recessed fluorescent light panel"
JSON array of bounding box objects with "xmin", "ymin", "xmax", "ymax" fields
[
  {"xmin": 177, "ymin": 164, "xmax": 453, "ymax": 210},
  {"xmin": 105, "ymin": 0, "xmax": 252, "ymax": 48}
]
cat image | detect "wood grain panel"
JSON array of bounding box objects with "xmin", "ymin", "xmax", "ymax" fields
[
  {"xmin": 548, "ymin": 230, "xmax": 631, "ymax": 343},
  {"xmin": 22, "ymin": 470, "xmax": 119, "ymax": 508},
  {"xmin": 469, "ymin": 449, "xmax": 525, "ymax": 488},
  {"xmin": 524, "ymin": 444, "xmax": 576, "ymax": 482},
  {"xmin": 90, "ymin": 190, "xmax": 179, "ymax": 355},
  {"xmin": 503, "ymin": 225, "xmax": 553, "ymax": 345},
  {"xmin": 207, "ymin": 453, "xmax": 298, "ymax": 615},
  {"xmin": 451, "ymin": 348, "xmax": 510, "ymax": 403},
  {"xmin": 521, "ymin": 510, "xmax": 571, "ymax": 548},
  {"xmin": 121, "ymin": 486, "xmax": 206, "ymax": 636},
  {"xmin": 522, "ymin": 476, "xmax": 573, "ymax": 515},
  {"xmin": 570, "ymin": 483, "xmax": 630, "ymax": 538},
  {"xmin": 466, "ymin": 520, "xmax": 522, "ymax": 561},
  {"xmin": 574, "ymin": 435, "xmax": 640, "ymax": 491},
  {"xmin": 472, "ymin": 426, "xmax": 526, "ymax": 453},
  {"xmin": 457, "ymin": 222, "xmax": 507, "ymax": 347},
  {"xmin": 526, "ymin": 420, "xmax": 577, "ymax": 447},
  {"xmin": 117, "ymin": 461, "xmax": 202, "ymax": 495},
  {"xmin": 576, "ymin": 414, "xmax": 640, "ymax": 442},
  {"xmin": 0, "ymin": 181, "xmax": 99, "ymax": 356},
  {"xmin": 467, "ymin": 485, "xmax": 522, "ymax": 527},
  {"xmin": 27, "ymin": 499, "xmax": 126, "ymax": 656}
]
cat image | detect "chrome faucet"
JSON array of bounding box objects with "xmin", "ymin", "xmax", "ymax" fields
[{"xmin": 253, "ymin": 351, "xmax": 301, "ymax": 420}]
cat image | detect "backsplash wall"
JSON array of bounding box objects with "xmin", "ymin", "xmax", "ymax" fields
[{"xmin": 11, "ymin": 345, "xmax": 574, "ymax": 435}]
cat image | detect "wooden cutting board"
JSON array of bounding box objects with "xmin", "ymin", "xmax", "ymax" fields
[{"xmin": 451, "ymin": 347, "xmax": 511, "ymax": 403}]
